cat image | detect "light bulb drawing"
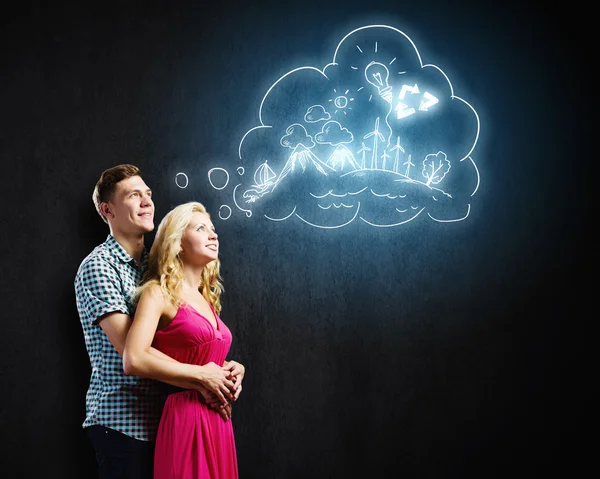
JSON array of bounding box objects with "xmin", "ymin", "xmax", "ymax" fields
[
  {"xmin": 364, "ymin": 61, "xmax": 393, "ymax": 103},
  {"xmin": 212, "ymin": 24, "xmax": 481, "ymax": 229}
]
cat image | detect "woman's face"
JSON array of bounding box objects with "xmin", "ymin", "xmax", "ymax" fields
[{"xmin": 179, "ymin": 212, "xmax": 219, "ymax": 266}]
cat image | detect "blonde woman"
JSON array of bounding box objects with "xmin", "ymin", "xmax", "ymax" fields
[{"xmin": 124, "ymin": 201, "xmax": 244, "ymax": 478}]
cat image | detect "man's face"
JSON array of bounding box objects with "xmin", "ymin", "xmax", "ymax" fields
[{"xmin": 104, "ymin": 175, "xmax": 154, "ymax": 235}]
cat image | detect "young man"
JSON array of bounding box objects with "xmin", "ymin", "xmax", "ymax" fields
[
  {"xmin": 75, "ymin": 164, "xmax": 163, "ymax": 478},
  {"xmin": 75, "ymin": 165, "xmax": 243, "ymax": 478}
]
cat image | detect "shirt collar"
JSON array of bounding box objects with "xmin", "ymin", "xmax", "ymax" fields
[{"xmin": 105, "ymin": 235, "xmax": 148, "ymax": 267}]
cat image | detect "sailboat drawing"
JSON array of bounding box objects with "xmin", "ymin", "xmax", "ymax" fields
[
  {"xmin": 254, "ymin": 161, "xmax": 277, "ymax": 189},
  {"xmin": 243, "ymin": 161, "xmax": 277, "ymax": 203}
]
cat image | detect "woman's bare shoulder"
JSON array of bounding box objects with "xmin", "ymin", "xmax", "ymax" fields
[{"xmin": 138, "ymin": 283, "xmax": 168, "ymax": 307}]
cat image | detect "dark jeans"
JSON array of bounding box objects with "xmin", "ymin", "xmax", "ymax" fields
[{"xmin": 86, "ymin": 425, "xmax": 154, "ymax": 479}]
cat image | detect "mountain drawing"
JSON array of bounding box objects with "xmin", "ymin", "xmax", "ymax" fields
[
  {"xmin": 326, "ymin": 145, "xmax": 361, "ymax": 173},
  {"xmin": 272, "ymin": 144, "xmax": 336, "ymax": 191}
]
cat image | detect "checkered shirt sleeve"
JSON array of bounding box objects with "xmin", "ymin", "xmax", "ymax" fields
[
  {"xmin": 76, "ymin": 256, "xmax": 130, "ymax": 326},
  {"xmin": 74, "ymin": 239, "xmax": 165, "ymax": 441}
]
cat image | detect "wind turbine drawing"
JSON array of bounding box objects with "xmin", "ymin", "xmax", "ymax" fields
[
  {"xmin": 356, "ymin": 142, "xmax": 371, "ymax": 169},
  {"xmin": 364, "ymin": 117, "xmax": 385, "ymax": 169},
  {"xmin": 390, "ymin": 136, "xmax": 405, "ymax": 173},
  {"xmin": 380, "ymin": 150, "xmax": 390, "ymax": 170},
  {"xmin": 403, "ymin": 154, "xmax": 415, "ymax": 178}
]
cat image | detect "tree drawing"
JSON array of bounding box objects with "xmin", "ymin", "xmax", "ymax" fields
[{"xmin": 422, "ymin": 151, "xmax": 451, "ymax": 186}]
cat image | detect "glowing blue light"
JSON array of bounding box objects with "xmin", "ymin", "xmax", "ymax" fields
[{"xmin": 209, "ymin": 24, "xmax": 481, "ymax": 229}]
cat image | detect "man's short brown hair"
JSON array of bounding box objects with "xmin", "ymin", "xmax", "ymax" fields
[{"xmin": 93, "ymin": 164, "xmax": 141, "ymax": 223}]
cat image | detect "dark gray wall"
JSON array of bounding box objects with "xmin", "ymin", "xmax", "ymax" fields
[{"xmin": 0, "ymin": 1, "xmax": 588, "ymax": 477}]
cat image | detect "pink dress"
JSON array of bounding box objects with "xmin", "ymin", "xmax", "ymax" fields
[{"xmin": 151, "ymin": 302, "xmax": 238, "ymax": 479}]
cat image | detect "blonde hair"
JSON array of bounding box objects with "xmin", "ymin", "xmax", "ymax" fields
[{"xmin": 136, "ymin": 201, "xmax": 223, "ymax": 314}]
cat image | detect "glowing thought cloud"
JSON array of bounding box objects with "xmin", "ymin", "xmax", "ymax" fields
[{"xmin": 211, "ymin": 24, "xmax": 481, "ymax": 228}]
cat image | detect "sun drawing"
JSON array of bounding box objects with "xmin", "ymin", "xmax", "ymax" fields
[{"xmin": 328, "ymin": 88, "xmax": 355, "ymax": 115}]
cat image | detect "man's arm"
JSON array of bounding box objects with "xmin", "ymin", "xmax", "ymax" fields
[
  {"xmin": 101, "ymin": 311, "xmax": 233, "ymax": 420},
  {"xmin": 99, "ymin": 312, "xmax": 199, "ymax": 388}
]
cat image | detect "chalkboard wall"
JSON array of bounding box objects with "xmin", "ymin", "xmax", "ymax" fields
[{"xmin": 0, "ymin": 1, "xmax": 586, "ymax": 477}]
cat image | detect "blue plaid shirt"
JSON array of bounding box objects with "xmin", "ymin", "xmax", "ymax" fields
[{"xmin": 75, "ymin": 235, "xmax": 165, "ymax": 441}]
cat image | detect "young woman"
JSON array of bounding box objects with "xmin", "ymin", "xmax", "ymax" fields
[{"xmin": 124, "ymin": 201, "xmax": 244, "ymax": 478}]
